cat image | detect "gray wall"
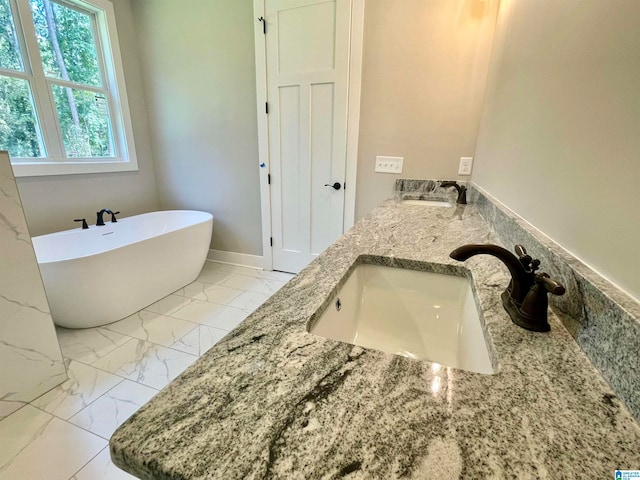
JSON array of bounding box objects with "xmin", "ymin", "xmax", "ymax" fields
[
  {"xmin": 130, "ymin": 0, "xmax": 263, "ymax": 256},
  {"xmin": 128, "ymin": 0, "xmax": 498, "ymax": 255},
  {"xmin": 472, "ymin": 0, "xmax": 640, "ymax": 301},
  {"xmin": 355, "ymin": 0, "xmax": 498, "ymax": 219},
  {"xmin": 16, "ymin": 0, "xmax": 159, "ymax": 237}
]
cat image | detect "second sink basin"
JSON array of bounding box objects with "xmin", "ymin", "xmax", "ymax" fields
[
  {"xmin": 308, "ymin": 262, "xmax": 495, "ymax": 374},
  {"xmin": 401, "ymin": 199, "xmax": 452, "ymax": 207}
]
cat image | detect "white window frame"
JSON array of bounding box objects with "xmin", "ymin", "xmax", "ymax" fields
[{"xmin": 2, "ymin": 0, "xmax": 137, "ymax": 177}]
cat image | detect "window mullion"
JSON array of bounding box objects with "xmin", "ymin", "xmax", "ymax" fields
[
  {"xmin": 14, "ymin": 0, "xmax": 65, "ymax": 158},
  {"xmin": 47, "ymin": 77, "xmax": 107, "ymax": 94},
  {"xmin": 0, "ymin": 68, "xmax": 31, "ymax": 80}
]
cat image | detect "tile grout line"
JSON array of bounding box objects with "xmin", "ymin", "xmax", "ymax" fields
[
  {"xmin": 26, "ymin": 403, "xmax": 109, "ymax": 441},
  {"xmin": 56, "ymin": 327, "xmax": 131, "ymax": 367},
  {"xmin": 103, "ymin": 314, "xmax": 203, "ymax": 351},
  {"xmin": 66, "ymin": 445, "xmax": 108, "ymax": 480}
]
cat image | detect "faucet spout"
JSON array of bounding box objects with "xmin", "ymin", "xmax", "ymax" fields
[
  {"xmin": 96, "ymin": 208, "xmax": 112, "ymax": 226},
  {"xmin": 450, "ymin": 244, "xmax": 532, "ymax": 303}
]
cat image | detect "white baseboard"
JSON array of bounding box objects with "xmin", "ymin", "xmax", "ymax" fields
[{"xmin": 206, "ymin": 249, "xmax": 265, "ymax": 270}]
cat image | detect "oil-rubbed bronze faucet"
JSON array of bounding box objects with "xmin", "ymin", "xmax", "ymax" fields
[
  {"xmin": 96, "ymin": 208, "xmax": 119, "ymax": 226},
  {"xmin": 440, "ymin": 181, "xmax": 467, "ymax": 204},
  {"xmin": 449, "ymin": 244, "xmax": 565, "ymax": 332},
  {"xmin": 74, "ymin": 218, "xmax": 88, "ymax": 229}
]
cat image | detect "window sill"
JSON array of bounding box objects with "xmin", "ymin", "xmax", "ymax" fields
[{"xmin": 11, "ymin": 157, "xmax": 139, "ymax": 177}]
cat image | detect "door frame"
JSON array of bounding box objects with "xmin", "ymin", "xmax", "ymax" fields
[{"xmin": 252, "ymin": 0, "xmax": 365, "ymax": 271}]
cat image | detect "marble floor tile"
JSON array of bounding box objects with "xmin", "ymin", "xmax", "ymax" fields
[
  {"xmin": 219, "ymin": 273, "xmax": 287, "ymax": 296},
  {"xmin": 227, "ymin": 291, "xmax": 271, "ymax": 313},
  {"xmin": 199, "ymin": 260, "xmax": 224, "ymax": 270},
  {"xmin": 105, "ymin": 310, "xmax": 199, "ymax": 348},
  {"xmin": 143, "ymin": 293, "xmax": 195, "ymax": 316},
  {"xmin": 196, "ymin": 267, "xmax": 236, "ymax": 285},
  {"xmin": 247, "ymin": 269, "xmax": 294, "ymax": 283},
  {"xmin": 92, "ymin": 339, "xmax": 198, "ymax": 390},
  {"xmin": 169, "ymin": 299, "xmax": 227, "ymax": 324},
  {"xmin": 0, "ymin": 260, "xmax": 281, "ymax": 480},
  {"xmin": 69, "ymin": 380, "xmax": 158, "ymax": 439},
  {"xmin": 30, "ymin": 359, "xmax": 122, "ymax": 420},
  {"xmin": 170, "ymin": 325, "xmax": 229, "ymax": 356},
  {"xmin": 71, "ymin": 447, "xmax": 137, "ymax": 480},
  {"xmin": 0, "ymin": 405, "xmax": 106, "ymax": 480},
  {"xmin": 56, "ymin": 327, "xmax": 131, "ymax": 364},
  {"xmin": 186, "ymin": 304, "xmax": 250, "ymax": 331},
  {"xmin": 175, "ymin": 281, "xmax": 244, "ymax": 304},
  {"xmin": 0, "ymin": 400, "xmax": 25, "ymax": 421},
  {"xmin": 262, "ymin": 270, "xmax": 295, "ymax": 282}
]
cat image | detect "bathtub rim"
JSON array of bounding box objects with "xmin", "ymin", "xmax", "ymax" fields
[{"xmin": 32, "ymin": 210, "xmax": 213, "ymax": 265}]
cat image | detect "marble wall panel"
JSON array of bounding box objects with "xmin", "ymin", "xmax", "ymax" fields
[{"xmin": 0, "ymin": 152, "xmax": 67, "ymax": 418}]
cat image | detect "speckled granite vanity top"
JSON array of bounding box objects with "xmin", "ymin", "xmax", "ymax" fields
[{"xmin": 110, "ymin": 198, "xmax": 640, "ymax": 479}]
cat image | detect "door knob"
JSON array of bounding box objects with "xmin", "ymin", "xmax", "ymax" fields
[{"xmin": 324, "ymin": 182, "xmax": 342, "ymax": 190}]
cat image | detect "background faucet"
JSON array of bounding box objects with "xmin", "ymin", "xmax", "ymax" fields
[
  {"xmin": 450, "ymin": 244, "xmax": 565, "ymax": 332},
  {"xmin": 440, "ymin": 181, "xmax": 467, "ymax": 204}
]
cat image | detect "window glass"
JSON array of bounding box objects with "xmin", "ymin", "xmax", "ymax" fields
[
  {"xmin": 0, "ymin": 75, "xmax": 44, "ymax": 157},
  {"xmin": 51, "ymin": 84, "xmax": 113, "ymax": 157},
  {"xmin": 29, "ymin": 0, "xmax": 102, "ymax": 86},
  {"xmin": 0, "ymin": 0, "xmax": 24, "ymax": 71}
]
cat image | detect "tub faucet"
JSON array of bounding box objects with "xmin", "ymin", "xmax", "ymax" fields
[
  {"xmin": 440, "ymin": 181, "xmax": 467, "ymax": 204},
  {"xmin": 96, "ymin": 209, "xmax": 120, "ymax": 225},
  {"xmin": 96, "ymin": 209, "xmax": 112, "ymax": 226},
  {"xmin": 449, "ymin": 244, "xmax": 565, "ymax": 332}
]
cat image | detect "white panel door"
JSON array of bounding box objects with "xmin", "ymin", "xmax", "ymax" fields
[{"xmin": 265, "ymin": 0, "xmax": 351, "ymax": 273}]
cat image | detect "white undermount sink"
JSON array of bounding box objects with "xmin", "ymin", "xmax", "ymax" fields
[
  {"xmin": 308, "ymin": 263, "xmax": 495, "ymax": 374},
  {"xmin": 401, "ymin": 199, "xmax": 452, "ymax": 207}
]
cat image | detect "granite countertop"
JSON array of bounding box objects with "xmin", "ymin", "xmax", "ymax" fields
[{"xmin": 110, "ymin": 198, "xmax": 640, "ymax": 479}]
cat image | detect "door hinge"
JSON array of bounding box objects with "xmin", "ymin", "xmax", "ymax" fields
[
  {"xmin": 258, "ymin": 16, "xmax": 266, "ymax": 34},
  {"xmin": 265, "ymin": 102, "xmax": 269, "ymax": 114},
  {"xmin": 267, "ymin": 173, "xmax": 271, "ymax": 185},
  {"xmin": 270, "ymin": 237, "xmax": 273, "ymax": 247}
]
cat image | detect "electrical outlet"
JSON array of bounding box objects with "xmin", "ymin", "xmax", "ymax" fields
[
  {"xmin": 375, "ymin": 156, "xmax": 404, "ymax": 174},
  {"xmin": 458, "ymin": 157, "xmax": 473, "ymax": 175}
]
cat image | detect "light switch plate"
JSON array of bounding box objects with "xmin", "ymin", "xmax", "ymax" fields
[
  {"xmin": 375, "ymin": 156, "xmax": 404, "ymax": 174},
  {"xmin": 458, "ymin": 157, "xmax": 473, "ymax": 175}
]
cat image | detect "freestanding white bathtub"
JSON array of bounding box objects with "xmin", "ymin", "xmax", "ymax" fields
[{"xmin": 32, "ymin": 210, "xmax": 213, "ymax": 329}]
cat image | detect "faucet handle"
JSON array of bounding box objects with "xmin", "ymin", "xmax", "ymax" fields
[
  {"xmin": 514, "ymin": 245, "xmax": 543, "ymax": 273},
  {"xmin": 514, "ymin": 244, "xmax": 533, "ymax": 269},
  {"xmin": 74, "ymin": 218, "xmax": 89, "ymax": 229},
  {"xmin": 514, "ymin": 244, "xmax": 527, "ymax": 256},
  {"xmin": 535, "ymin": 273, "xmax": 565, "ymax": 295},
  {"xmin": 110, "ymin": 211, "xmax": 120, "ymax": 223}
]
